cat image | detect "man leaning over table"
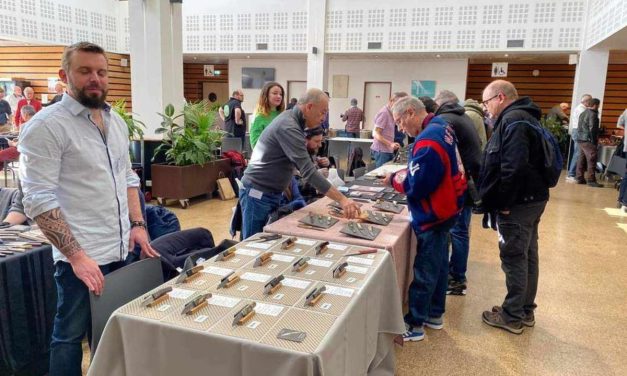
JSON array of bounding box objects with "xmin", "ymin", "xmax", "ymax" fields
[
  {"xmin": 383, "ymin": 97, "xmax": 466, "ymax": 342},
  {"xmin": 18, "ymin": 41, "xmax": 159, "ymax": 376}
]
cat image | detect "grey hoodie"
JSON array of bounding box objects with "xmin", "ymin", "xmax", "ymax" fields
[{"xmin": 463, "ymin": 99, "xmax": 487, "ymax": 151}]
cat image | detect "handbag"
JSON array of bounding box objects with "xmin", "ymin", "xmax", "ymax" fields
[{"xmin": 217, "ymin": 171, "xmax": 236, "ymax": 200}]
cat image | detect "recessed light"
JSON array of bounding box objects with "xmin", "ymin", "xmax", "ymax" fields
[
  {"xmin": 246, "ymin": 55, "xmax": 250, "ymax": 59},
  {"xmin": 504, "ymin": 54, "xmax": 509, "ymax": 57},
  {"xmin": 436, "ymin": 54, "xmax": 441, "ymax": 58},
  {"xmin": 193, "ymin": 56, "xmax": 197, "ymax": 60}
]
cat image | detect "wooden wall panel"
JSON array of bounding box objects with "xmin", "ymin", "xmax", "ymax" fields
[
  {"xmin": 465, "ymin": 64, "xmax": 576, "ymax": 117},
  {"xmin": 0, "ymin": 45, "xmax": 132, "ymax": 111},
  {"xmin": 602, "ymin": 64, "xmax": 627, "ymax": 134},
  {"xmin": 183, "ymin": 63, "xmax": 228, "ymax": 102}
]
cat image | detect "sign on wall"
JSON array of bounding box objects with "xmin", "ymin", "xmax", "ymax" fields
[
  {"xmin": 411, "ymin": 80, "xmax": 436, "ymax": 98},
  {"xmin": 332, "ymin": 75, "xmax": 349, "ymax": 98},
  {"xmin": 203, "ymin": 65, "xmax": 215, "ymax": 77},
  {"xmin": 491, "ymin": 62, "xmax": 508, "ymax": 77}
]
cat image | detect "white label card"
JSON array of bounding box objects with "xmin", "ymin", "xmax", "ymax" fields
[
  {"xmin": 295, "ymin": 239, "xmax": 316, "ymax": 246},
  {"xmin": 272, "ymin": 254, "xmax": 295, "ymax": 263},
  {"xmin": 282, "ymin": 278, "xmax": 311, "ymax": 289},
  {"xmin": 202, "ymin": 266, "xmax": 234, "ymax": 277},
  {"xmin": 292, "ymin": 248, "xmax": 303, "ymax": 253},
  {"xmin": 346, "ymin": 257, "xmax": 374, "ymax": 266},
  {"xmin": 235, "ymin": 248, "xmax": 261, "ymax": 257},
  {"xmin": 169, "ymin": 288, "xmax": 196, "ymax": 300},
  {"xmin": 328, "ymin": 243, "xmax": 347, "ymax": 250},
  {"xmin": 320, "ymin": 303, "xmax": 332, "ymax": 310},
  {"xmin": 241, "ymin": 272, "xmax": 272, "ymax": 283},
  {"xmin": 247, "ymin": 321, "xmax": 261, "ymax": 329},
  {"xmin": 193, "ymin": 279, "xmax": 206, "ymax": 286},
  {"xmin": 194, "ymin": 315, "xmax": 208, "ymax": 323},
  {"xmin": 346, "ymin": 265, "xmax": 368, "ymax": 274},
  {"xmin": 305, "ymin": 270, "xmax": 316, "ymax": 275},
  {"xmin": 255, "ymin": 302, "xmax": 284, "ymax": 317},
  {"xmin": 207, "ymin": 294, "xmax": 241, "ymax": 308},
  {"xmin": 325, "ymin": 285, "xmax": 355, "ymax": 298},
  {"xmin": 272, "ymin": 293, "xmax": 284, "ymax": 300},
  {"xmin": 237, "ymin": 285, "xmax": 249, "ymax": 292},
  {"xmin": 156, "ymin": 304, "xmax": 171, "ymax": 312},
  {"xmin": 346, "ymin": 277, "xmax": 357, "ymax": 283},
  {"xmin": 246, "ymin": 242, "xmax": 272, "ymax": 250},
  {"xmin": 308, "ymin": 258, "xmax": 333, "ymax": 267},
  {"xmin": 325, "ymin": 254, "xmax": 335, "ymax": 259}
]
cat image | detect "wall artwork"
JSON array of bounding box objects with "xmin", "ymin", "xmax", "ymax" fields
[
  {"xmin": 332, "ymin": 75, "xmax": 349, "ymax": 98},
  {"xmin": 491, "ymin": 62, "xmax": 508, "ymax": 77},
  {"xmin": 411, "ymin": 80, "xmax": 436, "ymax": 98},
  {"xmin": 241, "ymin": 67, "xmax": 276, "ymax": 89}
]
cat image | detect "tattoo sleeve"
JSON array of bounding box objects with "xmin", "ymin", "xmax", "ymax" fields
[{"xmin": 34, "ymin": 208, "xmax": 83, "ymax": 258}]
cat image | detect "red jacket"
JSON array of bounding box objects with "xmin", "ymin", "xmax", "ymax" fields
[{"xmin": 15, "ymin": 98, "xmax": 42, "ymax": 127}]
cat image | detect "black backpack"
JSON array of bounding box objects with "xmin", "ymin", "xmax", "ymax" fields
[{"xmin": 511, "ymin": 120, "xmax": 563, "ymax": 188}]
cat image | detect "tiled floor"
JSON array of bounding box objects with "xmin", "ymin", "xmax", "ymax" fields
[{"xmin": 83, "ymin": 178, "xmax": 627, "ymax": 375}]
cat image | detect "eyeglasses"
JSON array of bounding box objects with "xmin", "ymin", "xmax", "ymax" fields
[
  {"xmin": 481, "ymin": 94, "xmax": 500, "ymax": 108},
  {"xmin": 393, "ymin": 111, "xmax": 411, "ymax": 126}
]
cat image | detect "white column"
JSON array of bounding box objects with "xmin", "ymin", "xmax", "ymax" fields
[
  {"xmin": 129, "ymin": 0, "xmax": 184, "ymax": 137},
  {"xmin": 571, "ymin": 47, "xmax": 610, "ymax": 118},
  {"xmin": 306, "ymin": 0, "xmax": 328, "ymax": 91}
]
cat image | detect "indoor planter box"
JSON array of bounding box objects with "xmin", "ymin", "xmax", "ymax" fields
[{"xmin": 151, "ymin": 158, "xmax": 231, "ymax": 208}]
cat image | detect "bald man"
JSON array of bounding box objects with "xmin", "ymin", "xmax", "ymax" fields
[
  {"xmin": 15, "ymin": 87, "xmax": 42, "ymax": 127},
  {"xmin": 546, "ymin": 102, "xmax": 569, "ymax": 126},
  {"xmin": 239, "ymin": 88, "xmax": 360, "ymax": 238},
  {"xmin": 477, "ymin": 80, "xmax": 550, "ymax": 335}
]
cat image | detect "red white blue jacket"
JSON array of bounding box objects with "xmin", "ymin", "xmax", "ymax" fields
[{"xmin": 392, "ymin": 116, "xmax": 467, "ymax": 233}]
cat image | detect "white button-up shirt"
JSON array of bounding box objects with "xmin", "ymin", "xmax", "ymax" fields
[{"xmin": 19, "ymin": 94, "xmax": 140, "ymax": 264}]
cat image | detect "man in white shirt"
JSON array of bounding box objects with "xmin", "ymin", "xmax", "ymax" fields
[
  {"xmin": 19, "ymin": 42, "xmax": 158, "ymax": 376},
  {"xmin": 6, "ymin": 85, "xmax": 23, "ymax": 124},
  {"xmin": 566, "ymin": 94, "xmax": 592, "ymax": 182}
]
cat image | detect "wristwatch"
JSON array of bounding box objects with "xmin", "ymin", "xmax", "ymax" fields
[{"xmin": 130, "ymin": 220, "xmax": 147, "ymax": 229}]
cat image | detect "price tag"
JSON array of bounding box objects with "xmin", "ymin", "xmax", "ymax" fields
[
  {"xmin": 193, "ymin": 279, "xmax": 206, "ymax": 286},
  {"xmin": 247, "ymin": 321, "xmax": 261, "ymax": 329},
  {"xmin": 169, "ymin": 288, "xmax": 195, "ymax": 300},
  {"xmin": 308, "ymin": 258, "xmax": 333, "ymax": 267},
  {"xmin": 202, "ymin": 266, "xmax": 233, "ymax": 276},
  {"xmin": 156, "ymin": 304, "xmax": 171, "ymax": 312},
  {"xmin": 237, "ymin": 285, "xmax": 249, "ymax": 292},
  {"xmin": 346, "ymin": 256, "xmax": 374, "ymax": 266},
  {"xmin": 272, "ymin": 254, "xmax": 295, "ymax": 263},
  {"xmin": 295, "ymin": 239, "xmax": 316, "ymax": 246},
  {"xmin": 328, "ymin": 243, "xmax": 347, "ymax": 250},
  {"xmin": 346, "ymin": 265, "xmax": 368, "ymax": 274},
  {"xmin": 325, "ymin": 285, "xmax": 355, "ymax": 297},
  {"xmin": 305, "ymin": 270, "xmax": 316, "ymax": 275},
  {"xmin": 282, "ymin": 278, "xmax": 311, "ymax": 289},
  {"xmin": 247, "ymin": 242, "xmax": 272, "ymax": 250},
  {"xmin": 255, "ymin": 302, "xmax": 284, "ymax": 317},
  {"xmin": 320, "ymin": 303, "xmax": 332, "ymax": 310},
  {"xmin": 272, "ymin": 293, "xmax": 284, "ymax": 300},
  {"xmin": 241, "ymin": 272, "xmax": 272, "ymax": 283},
  {"xmin": 346, "ymin": 277, "xmax": 357, "ymax": 283},
  {"xmin": 207, "ymin": 294, "xmax": 240, "ymax": 308},
  {"xmin": 235, "ymin": 248, "xmax": 261, "ymax": 257},
  {"xmin": 194, "ymin": 315, "xmax": 208, "ymax": 323}
]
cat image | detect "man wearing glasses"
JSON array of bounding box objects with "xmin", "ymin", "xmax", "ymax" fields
[
  {"xmin": 383, "ymin": 97, "xmax": 466, "ymax": 342},
  {"xmin": 477, "ymin": 80, "xmax": 550, "ymax": 335}
]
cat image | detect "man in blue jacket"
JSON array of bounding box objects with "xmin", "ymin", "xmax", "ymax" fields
[
  {"xmin": 384, "ymin": 97, "xmax": 466, "ymax": 341},
  {"xmin": 478, "ymin": 80, "xmax": 550, "ymax": 334}
]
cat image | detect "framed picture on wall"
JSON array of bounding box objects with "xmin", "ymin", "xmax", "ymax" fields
[
  {"xmin": 242, "ymin": 67, "xmax": 276, "ymax": 89},
  {"xmin": 411, "ymin": 80, "xmax": 436, "ymax": 98}
]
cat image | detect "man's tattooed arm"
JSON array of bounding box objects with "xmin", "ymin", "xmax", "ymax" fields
[{"xmin": 34, "ymin": 208, "xmax": 83, "ymax": 258}]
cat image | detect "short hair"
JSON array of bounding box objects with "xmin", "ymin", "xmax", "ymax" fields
[
  {"xmin": 484, "ymin": 80, "xmax": 518, "ymax": 100},
  {"xmin": 590, "ymin": 98, "xmax": 600, "ymax": 107},
  {"xmin": 20, "ymin": 105, "xmax": 36, "ymax": 119},
  {"xmin": 418, "ymin": 96, "xmax": 438, "ymax": 113},
  {"xmin": 305, "ymin": 126, "xmax": 324, "ymax": 139},
  {"xmin": 298, "ymin": 88, "xmax": 327, "ymax": 105},
  {"xmin": 290, "ymin": 97, "xmax": 298, "ymax": 104},
  {"xmin": 580, "ymin": 94, "xmax": 592, "ymax": 103},
  {"xmin": 350, "ymin": 98, "xmax": 358, "ymax": 106},
  {"xmin": 61, "ymin": 42, "xmax": 107, "ymax": 72},
  {"xmin": 24, "ymin": 87, "xmax": 34, "ymax": 94},
  {"xmin": 391, "ymin": 92, "xmax": 408, "ymax": 102},
  {"xmin": 232, "ymin": 90, "xmax": 242, "ymax": 96},
  {"xmin": 391, "ymin": 97, "xmax": 425, "ymax": 116},
  {"xmin": 0, "ymin": 87, "xmax": 4, "ymax": 94},
  {"xmin": 434, "ymin": 90, "xmax": 459, "ymax": 106}
]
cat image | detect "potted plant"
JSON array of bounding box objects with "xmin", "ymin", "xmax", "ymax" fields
[
  {"xmin": 111, "ymin": 99, "xmax": 145, "ymax": 164},
  {"xmin": 541, "ymin": 116, "xmax": 568, "ymax": 164},
  {"xmin": 151, "ymin": 101, "xmax": 230, "ymax": 208}
]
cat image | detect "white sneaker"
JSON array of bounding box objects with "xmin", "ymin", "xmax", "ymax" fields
[
  {"xmin": 621, "ymin": 205, "xmax": 627, "ymax": 213},
  {"xmin": 565, "ymin": 176, "xmax": 577, "ymax": 184}
]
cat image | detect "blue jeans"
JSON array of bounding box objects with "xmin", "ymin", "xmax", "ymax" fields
[
  {"xmin": 405, "ymin": 219, "xmax": 455, "ymax": 327},
  {"xmin": 239, "ymin": 185, "xmax": 283, "ymax": 239},
  {"xmin": 372, "ymin": 150, "xmax": 394, "ymax": 168},
  {"xmin": 568, "ymin": 140, "xmax": 580, "ymax": 177},
  {"xmin": 449, "ymin": 205, "xmax": 472, "ymax": 282},
  {"xmin": 619, "ymin": 171, "xmax": 627, "ymax": 206},
  {"xmin": 49, "ymin": 258, "xmax": 132, "ymax": 376}
]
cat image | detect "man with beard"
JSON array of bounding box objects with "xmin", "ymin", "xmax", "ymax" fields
[{"xmin": 18, "ymin": 42, "xmax": 158, "ymax": 376}]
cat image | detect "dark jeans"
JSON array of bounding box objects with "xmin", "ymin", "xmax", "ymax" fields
[
  {"xmin": 372, "ymin": 150, "xmax": 395, "ymax": 168},
  {"xmin": 405, "ymin": 219, "xmax": 455, "ymax": 327},
  {"xmin": 239, "ymin": 185, "xmax": 283, "ymax": 239},
  {"xmin": 576, "ymin": 141, "xmax": 598, "ymax": 182},
  {"xmin": 449, "ymin": 205, "xmax": 473, "ymax": 282},
  {"xmin": 496, "ymin": 200, "xmax": 547, "ymax": 324},
  {"xmin": 620, "ymin": 170, "xmax": 627, "ymax": 206},
  {"xmin": 49, "ymin": 257, "xmax": 132, "ymax": 376}
]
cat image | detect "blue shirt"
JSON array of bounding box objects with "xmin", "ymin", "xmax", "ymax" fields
[{"xmin": 19, "ymin": 94, "xmax": 139, "ymax": 264}]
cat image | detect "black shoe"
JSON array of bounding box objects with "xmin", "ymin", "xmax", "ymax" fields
[
  {"xmin": 447, "ymin": 279, "xmax": 467, "ymax": 296},
  {"xmin": 482, "ymin": 310, "xmax": 523, "ymax": 334},
  {"xmin": 587, "ymin": 181, "xmax": 603, "ymax": 188},
  {"xmin": 492, "ymin": 306, "xmax": 534, "ymax": 327}
]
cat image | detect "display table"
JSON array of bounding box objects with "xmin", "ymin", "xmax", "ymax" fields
[
  {"xmin": 599, "ymin": 144, "xmax": 617, "ymax": 167},
  {"xmin": 88, "ymin": 235, "xmax": 405, "ymax": 376},
  {"xmin": 264, "ymin": 197, "xmax": 415, "ymax": 302},
  {"xmin": 0, "ymin": 245, "xmax": 56, "ymax": 376},
  {"xmin": 327, "ymin": 137, "xmax": 374, "ymax": 171},
  {"xmin": 364, "ymin": 163, "xmax": 406, "ymax": 177}
]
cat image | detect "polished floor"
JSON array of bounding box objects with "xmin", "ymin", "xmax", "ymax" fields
[
  {"xmin": 81, "ymin": 178, "xmax": 626, "ymax": 375},
  {"xmin": 167, "ymin": 179, "xmax": 627, "ymax": 376}
]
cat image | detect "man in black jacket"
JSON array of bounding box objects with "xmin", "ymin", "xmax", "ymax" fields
[
  {"xmin": 478, "ymin": 80, "xmax": 549, "ymax": 335},
  {"xmin": 434, "ymin": 90, "xmax": 482, "ymax": 295},
  {"xmin": 575, "ymin": 98, "xmax": 602, "ymax": 187}
]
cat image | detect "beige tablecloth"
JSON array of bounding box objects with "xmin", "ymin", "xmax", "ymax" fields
[
  {"xmin": 265, "ymin": 197, "xmax": 416, "ymax": 302},
  {"xmin": 88, "ymin": 250, "xmax": 405, "ymax": 376}
]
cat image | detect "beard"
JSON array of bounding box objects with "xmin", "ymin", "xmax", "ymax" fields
[{"xmin": 71, "ymin": 84, "xmax": 108, "ymax": 109}]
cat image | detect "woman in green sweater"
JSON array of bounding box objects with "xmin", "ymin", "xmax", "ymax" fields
[{"xmin": 249, "ymin": 81, "xmax": 285, "ymax": 149}]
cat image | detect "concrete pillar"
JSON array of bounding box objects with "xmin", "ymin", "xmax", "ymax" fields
[
  {"xmin": 129, "ymin": 0, "xmax": 184, "ymax": 137},
  {"xmin": 570, "ymin": 47, "xmax": 610, "ymax": 132},
  {"xmin": 306, "ymin": 0, "xmax": 328, "ymax": 91}
]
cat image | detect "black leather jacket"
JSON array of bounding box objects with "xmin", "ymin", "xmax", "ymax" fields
[
  {"xmin": 576, "ymin": 109, "xmax": 599, "ymax": 145},
  {"xmin": 478, "ymin": 97, "xmax": 549, "ymax": 211}
]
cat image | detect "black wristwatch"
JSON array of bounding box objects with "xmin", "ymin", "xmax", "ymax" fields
[{"xmin": 130, "ymin": 220, "xmax": 147, "ymax": 229}]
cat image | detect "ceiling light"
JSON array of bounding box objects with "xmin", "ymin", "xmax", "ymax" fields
[
  {"xmin": 504, "ymin": 54, "xmax": 509, "ymax": 57},
  {"xmin": 436, "ymin": 54, "xmax": 441, "ymax": 58}
]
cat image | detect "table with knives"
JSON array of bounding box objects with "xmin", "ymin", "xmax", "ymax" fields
[
  {"xmin": 0, "ymin": 226, "xmax": 55, "ymax": 376},
  {"xmin": 88, "ymin": 233, "xmax": 405, "ymax": 376}
]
